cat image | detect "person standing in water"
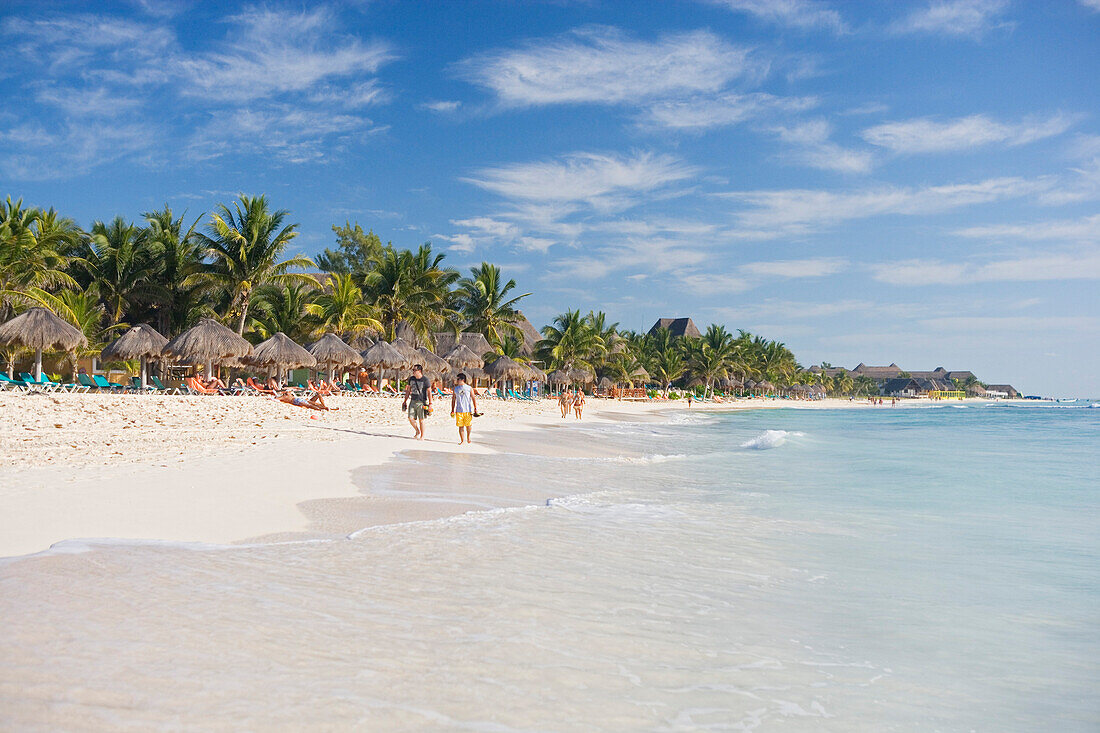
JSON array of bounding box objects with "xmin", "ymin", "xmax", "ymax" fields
[
  {"xmin": 450, "ymin": 372, "xmax": 478, "ymax": 444},
  {"xmin": 403, "ymin": 363, "xmax": 432, "ymax": 440}
]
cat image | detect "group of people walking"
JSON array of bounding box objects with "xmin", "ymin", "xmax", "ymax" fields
[
  {"xmin": 558, "ymin": 389, "xmax": 585, "ymax": 419},
  {"xmin": 401, "ymin": 363, "xmax": 480, "ymax": 444}
]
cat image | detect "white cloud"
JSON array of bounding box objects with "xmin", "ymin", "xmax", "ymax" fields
[
  {"xmin": 741, "ymin": 257, "xmax": 848, "ymax": 278},
  {"xmin": 863, "ymin": 113, "xmax": 1075, "ymax": 154},
  {"xmin": 2, "ymin": 15, "xmax": 176, "ymax": 72},
  {"xmin": 457, "ymin": 26, "xmax": 755, "ymax": 107},
  {"xmin": 1078, "ymin": 0, "xmax": 1100, "ymax": 11},
  {"xmin": 180, "ymin": 7, "xmax": 394, "ymax": 102},
  {"xmin": 463, "ymin": 151, "xmax": 697, "ymax": 204},
  {"xmin": 0, "ymin": 119, "xmax": 159, "ymax": 180},
  {"xmin": 721, "ymin": 176, "xmax": 1050, "ymax": 232},
  {"xmin": 918, "ymin": 315, "xmax": 1099, "ymax": 331},
  {"xmin": 638, "ymin": 92, "xmax": 817, "ymax": 132},
  {"xmin": 871, "ymin": 249, "xmax": 1100, "ymax": 285},
  {"xmin": 703, "ymin": 0, "xmax": 846, "ymax": 32},
  {"xmin": 422, "ymin": 100, "xmax": 462, "ymax": 113},
  {"xmin": 892, "ymin": 0, "xmax": 1011, "ymax": 38},
  {"xmin": 34, "ymin": 85, "xmax": 143, "ymax": 117},
  {"xmin": 771, "ymin": 119, "xmax": 874, "ymax": 173},
  {"xmin": 954, "ymin": 214, "xmax": 1100, "ymax": 241}
]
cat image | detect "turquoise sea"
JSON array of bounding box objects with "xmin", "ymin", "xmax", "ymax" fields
[{"xmin": 2, "ymin": 402, "xmax": 1097, "ymax": 730}]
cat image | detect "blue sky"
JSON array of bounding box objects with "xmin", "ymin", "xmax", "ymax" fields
[{"xmin": 1, "ymin": 0, "xmax": 1098, "ymax": 396}]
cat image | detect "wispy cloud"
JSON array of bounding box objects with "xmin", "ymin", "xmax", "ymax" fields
[
  {"xmin": 771, "ymin": 119, "xmax": 874, "ymax": 173},
  {"xmin": 871, "ymin": 248, "xmax": 1100, "ymax": 285},
  {"xmin": 456, "ymin": 26, "xmax": 755, "ymax": 108},
  {"xmin": 720, "ymin": 176, "xmax": 1050, "ymax": 232},
  {"xmin": 638, "ymin": 92, "xmax": 817, "ymax": 132},
  {"xmin": 463, "ymin": 151, "xmax": 697, "ymax": 204},
  {"xmin": 0, "ymin": 119, "xmax": 159, "ymax": 180},
  {"xmin": 1078, "ymin": 0, "xmax": 1100, "ymax": 11},
  {"xmin": 954, "ymin": 214, "xmax": 1100, "ymax": 241},
  {"xmin": 422, "ymin": 100, "xmax": 462, "ymax": 113},
  {"xmin": 702, "ymin": 0, "xmax": 846, "ymax": 33},
  {"xmin": 862, "ymin": 113, "xmax": 1076, "ymax": 154},
  {"xmin": 740, "ymin": 257, "xmax": 848, "ymax": 278},
  {"xmin": 891, "ymin": 0, "xmax": 1011, "ymax": 38},
  {"xmin": 179, "ymin": 6, "xmax": 394, "ymax": 102}
]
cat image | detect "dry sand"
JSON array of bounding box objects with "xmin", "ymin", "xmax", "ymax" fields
[{"xmin": 0, "ymin": 391, "xmax": 947, "ymax": 558}]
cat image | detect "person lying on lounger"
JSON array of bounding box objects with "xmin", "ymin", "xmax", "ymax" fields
[{"xmin": 277, "ymin": 389, "xmax": 337, "ymax": 411}]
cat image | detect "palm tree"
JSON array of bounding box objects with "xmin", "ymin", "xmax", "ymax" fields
[
  {"xmin": 832, "ymin": 369, "xmax": 854, "ymax": 396},
  {"xmin": 78, "ymin": 217, "xmax": 160, "ymax": 325},
  {"xmin": 0, "ymin": 198, "xmax": 78, "ymax": 319},
  {"xmin": 306, "ymin": 273, "xmax": 382, "ymax": 340},
  {"xmin": 651, "ymin": 346, "xmax": 685, "ymax": 396},
  {"xmin": 360, "ymin": 244, "xmax": 459, "ymax": 342},
  {"xmin": 196, "ymin": 194, "xmax": 316, "ymax": 335},
  {"xmin": 492, "ymin": 334, "xmax": 531, "ymax": 364},
  {"xmin": 249, "ymin": 282, "xmax": 319, "ymax": 343},
  {"xmin": 455, "ymin": 263, "xmax": 530, "ymax": 347},
  {"xmin": 142, "ymin": 205, "xmax": 210, "ymax": 336},
  {"xmin": 536, "ymin": 309, "xmax": 605, "ymax": 372}
]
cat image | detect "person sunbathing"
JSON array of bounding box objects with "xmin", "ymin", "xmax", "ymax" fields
[
  {"xmin": 204, "ymin": 376, "xmax": 227, "ymax": 391},
  {"xmin": 277, "ymin": 389, "xmax": 336, "ymax": 411},
  {"xmin": 247, "ymin": 377, "xmax": 277, "ymax": 395}
]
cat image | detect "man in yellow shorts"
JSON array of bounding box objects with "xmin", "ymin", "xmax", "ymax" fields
[{"xmin": 449, "ymin": 372, "xmax": 479, "ymax": 445}]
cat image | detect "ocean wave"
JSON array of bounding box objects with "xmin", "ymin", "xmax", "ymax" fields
[{"xmin": 741, "ymin": 429, "xmax": 805, "ymax": 450}]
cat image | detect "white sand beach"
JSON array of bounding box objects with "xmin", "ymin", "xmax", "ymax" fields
[{"xmin": 0, "ymin": 392, "xmax": 967, "ymax": 558}]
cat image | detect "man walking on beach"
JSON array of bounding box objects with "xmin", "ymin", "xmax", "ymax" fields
[
  {"xmin": 403, "ymin": 363, "xmax": 432, "ymax": 440},
  {"xmin": 450, "ymin": 372, "xmax": 478, "ymax": 445}
]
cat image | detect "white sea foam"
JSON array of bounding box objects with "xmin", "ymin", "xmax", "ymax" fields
[{"xmin": 741, "ymin": 430, "xmax": 804, "ymax": 450}]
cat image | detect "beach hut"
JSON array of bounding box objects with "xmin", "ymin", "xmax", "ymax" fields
[
  {"xmin": 162, "ymin": 318, "xmax": 252, "ymax": 380},
  {"xmin": 432, "ymin": 331, "xmax": 493, "ymax": 360},
  {"xmin": 568, "ymin": 367, "xmax": 595, "ymax": 385},
  {"xmin": 362, "ymin": 340, "xmax": 408, "ymax": 392},
  {"xmin": 248, "ymin": 332, "xmax": 316, "ymax": 386},
  {"xmin": 0, "ymin": 307, "xmax": 88, "ymax": 382},
  {"xmin": 415, "ymin": 346, "xmax": 451, "ymax": 381},
  {"xmin": 101, "ymin": 323, "xmax": 168, "ymax": 388},
  {"xmin": 630, "ymin": 365, "xmax": 650, "ymax": 386},
  {"xmin": 308, "ymin": 333, "xmax": 361, "ymax": 383},
  {"xmin": 389, "ymin": 338, "xmax": 421, "ymax": 366}
]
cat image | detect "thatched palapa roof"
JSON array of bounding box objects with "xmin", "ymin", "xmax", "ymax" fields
[
  {"xmin": 361, "ymin": 341, "xmax": 408, "ymax": 370},
  {"xmin": 309, "ymin": 333, "xmax": 361, "ymax": 366},
  {"xmin": 444, "ymin": 344, "xmax": 484, "ymax": 370},
  {"xmin": 547, "ymin": 369, "xmax": 570, "ymax": 385},
  {"xmin": 249, "ymin": 332, "xmax": 316, "ymax": 368},
  {"xmin": 101, "ymin": 323, "xmax": 167, "ymax": 361},
  {"xmin": 162, "ymin": 318, "xmax": 252, "ymax": 364},
  {"xmin": 484, "ymin": 355, "xmax": 528, "ymax": 381},
  {"xmin": 525, "ymin": 363, "xmax": 547, "ymax": 381},
  {"xmin": 431, "ymin": 331, "xmax": 493, "ymax": 358},
  {"xmin": 415, "ymin": 346, "xmax": 451, "ymax": 378},
  {"xmin": 389, "ymin": 338, "xmax": 421, "ymax": 365},
  {"xmin": 0, "ymin": 307, "xmax": 87, "ymax": 352}
]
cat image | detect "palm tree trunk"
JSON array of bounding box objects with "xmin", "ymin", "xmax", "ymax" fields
[{"xmin": 237, "ymin": 302, "xmax": 249, "ymax": 336}]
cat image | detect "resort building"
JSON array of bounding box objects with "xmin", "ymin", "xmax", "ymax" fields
[
  {"xmin": 880, "ymin": 377, "xmax": 953, "ymax": 398},
  {"xmin": 984, "ymin": 384, "xmax": 1021, "ymax": 399},
  {"xmin": 648, "ymin": 318, "xmax": 702, "ymax": 339}
]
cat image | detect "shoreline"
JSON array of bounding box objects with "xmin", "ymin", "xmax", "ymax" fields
[{"xmin": 0, "ymin": 393, "xmax": 1007, "ymax": 559}]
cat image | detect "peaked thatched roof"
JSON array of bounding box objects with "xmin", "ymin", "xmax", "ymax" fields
[
  {"xmin": 514, "ymin": 312, "xmax": 542, "ymax": 355},
  {"xmin": 416, "ymin": 346, "xmax": 451, "ymax": 377},
  {"xmin": 309, "ymin": 333, "xmax": 361, "ymax": 366},
  {"xmin": 249, "ymin": 332, "xmax": 316, "ymax": 368},
  {"xmin": 648, "ymin": 317, "xmax": 701, "ymax": 339},
  {"xmin": 484, "ymin": 355, "xmax": 528, "ymax": 380},
  {"xmin": 162, "ymin": 318, "xmax": 252, "ymax": 364},
  {"xmin": 431, "ymin": 331, "xmax": 493, "ymax": 358},
  {"xmin": 526, "ymin": 363, "xmax": 547, "ymax": 381},
  {"xmin": 348, "ymin": 332, "xmax": 375, "ymax": 351},
  {"xmin": 361, "ymin": 341, "xmax": 408, "ymax": 369},
  {"xmin": 102, "ymin": 323, "xmax": 168, "ymax": 361},
  {"xmin": 0, "ymin": 307, "xmax": 87, "ymax": 351},
  {"xmin": 598, "ymin": 376, "xmax": 614, "ymax": 388},
  {"xmin": 547, "ymin": 369, "xmax": 570, "ymax": 385},
  {"xmin": 444, "ymin": 344, "xmax": 484, "ymax": 370},
  {"xmin": 394, "ymin": 320, "xmax": 421, "ymax": 348},
  {"xmin": 389, "ymin": 338, "xmax": 421, "ymax": 365}
]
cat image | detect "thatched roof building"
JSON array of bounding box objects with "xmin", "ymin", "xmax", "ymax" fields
[
  {"xmin": 431, "ymin": 331, "xmax": 493, "ymax": 358},
  {"xmin": 415, "ymin": 346, "xmax": 451, "ymax": 379},
  {"xmin": 484, "ymin": 355, "xmax": 528, "ymax": 381},
  {"xmin": 445, "ymin": 344, "xmax": 484, "ymax": 370},
  {"xmin": 647, "ymin": 317, "xmax": 701, "ymax": 339},
  {"xmin": 361, "ymin": 341, "xmax": 408, "ymax": 370},
  {"xmin": 514, "ymin": 312, "xmax": 542, "ymax": 355},
  {"xmin": 308, "ymin": 333, "xmax": 361, "ymax": 367},
  {"xmin": 250, "ymin": 332, "xmax": 316, "ymax": 369},
  {"xmin": 0, "ymin": 307, "xmax": 88, "ymax": 381}
]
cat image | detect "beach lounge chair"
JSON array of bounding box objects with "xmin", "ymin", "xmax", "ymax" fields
[
  {"xmin": 185, "ymin": 377, "xmax": 220, "ymax": 395},
  {"xmin": 129, "ymin": 376, "xmax": 158, "ymax": 393},
  {"xmin": 0, "ymin": 373, "xmax": 29, "ymax": 392},
  {"xmin": 19, "ymin": 372, "xmax": 63, "ymax": 392},
  {"xmin": 150, "ymin": 375, "xmax": 182, "ymax": 395},
  {"xmin": 92, "ymin": 374, "xmax": 127, "ymax": 391},
  {"xmin": 246, "ymin": 377, "xmax": 276, "ymax": 396}
]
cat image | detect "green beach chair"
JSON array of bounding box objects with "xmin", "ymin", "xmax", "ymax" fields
[
  {"xmin": 20, "ymin": 372, "xmax": 61, "ymax": 392},
  {"xmin": 0, "ymin": 373, "xmax": 29, "ymax": 392},
  {"xmin": 92, "ymin": 374, "xmax": 126, "ymax": 391},
  {"xmin": 150, "ymin": 375, "xmax": 182, "ymax": 395}
]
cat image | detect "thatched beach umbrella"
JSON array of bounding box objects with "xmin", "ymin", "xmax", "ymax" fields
[
  {"xmin": 248, "ymin": 332, "xmax": 316, "ymax": 385},
  {"xmin": 163, "ymin": 318, "xmax": 252, "ymax": 379},
  {"xmin": 415, "ymin": 346, "xmax": 451, "ymax": 380},
  {"xmin": 568, "ymin": 367, "xmax": 594, "ymax": 385},
  {"xmin": 598, "ymin": 376, "xmax": 614, "ymax": 389},
  {"xmin": 0, "ymin": 307, "xmax": 88, "ymax": 381},
  {"xmin": 309, "ymin": 333, "xmax": 361, "ymax": 383},
  {"xmin": 548, "ymin": 369, "xmax": 570, "ymax": 385},
  {"xmin": 389, "ymin": 337, "xmax": 421, "ymax": 365},
  {"xmin": 362, "ymin": 340, "xmax": 408, "ymax": 391},
  {"xmin": 484, "ymin": 355, "xmax": 528, "ymax": 392},
  {"xmin": 526, "ymin": 363, "xmax": 547, "ymax": 382},
  {"xmin": 445, "ymin": 344, "xmax": 484, "ymax": 371},
  {"xmin": 101, "ymin": 323, "xmax": 168, "ymax": 388}
]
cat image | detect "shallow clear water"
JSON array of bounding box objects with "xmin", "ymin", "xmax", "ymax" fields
[{"xmin": 1, "ymin": 403, "xmax": 1097, "ymax": 731}]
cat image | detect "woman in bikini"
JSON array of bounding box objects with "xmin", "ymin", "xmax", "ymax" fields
[
  {"xmin": 277, "ymin": 389, "xmax": 337, "ymax": 411},
  {"xmin": 573, "ymin": 389, "xmax": 585, "ymax": 419},
  {"xmin": 559, "ymin": 389, "xmax": 571, "ymax": 418}
]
